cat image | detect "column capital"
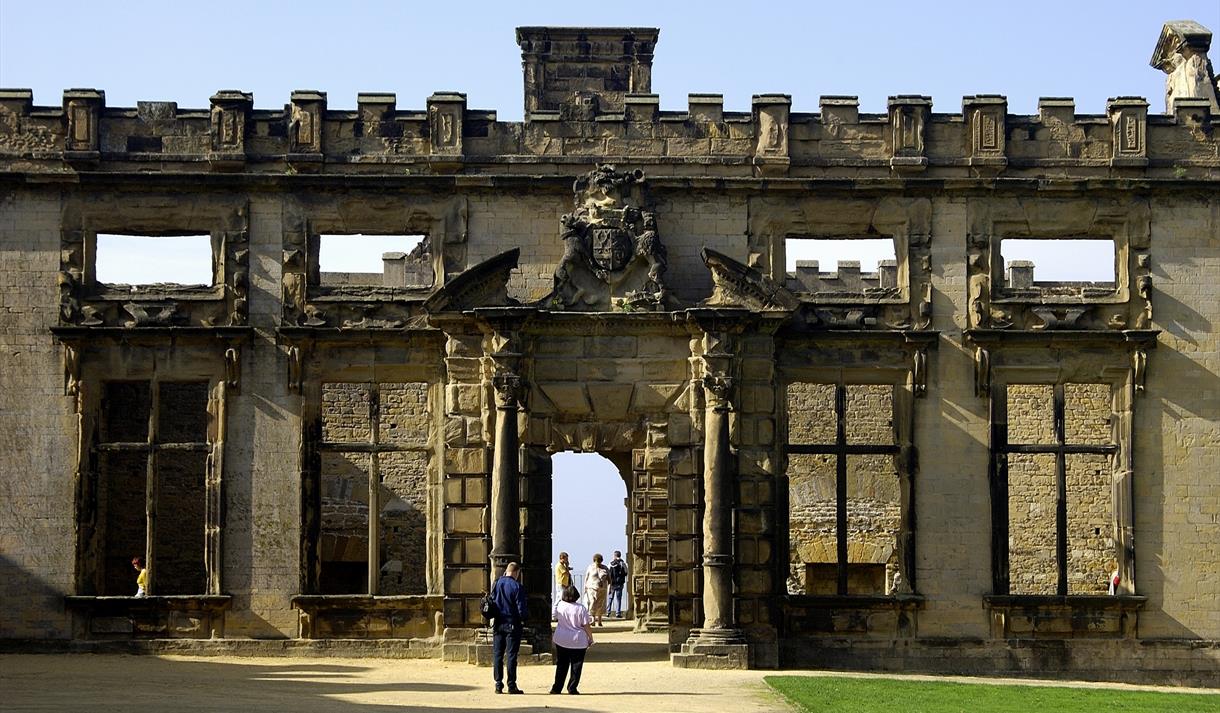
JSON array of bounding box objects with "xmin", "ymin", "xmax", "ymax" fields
[
  {"xmin": 491, "ymin": 370, "xmax": 525, "ymax": 408},
  {"xmin": 702, "ymin": 374, "xmax": 735, "ymax": 412}
]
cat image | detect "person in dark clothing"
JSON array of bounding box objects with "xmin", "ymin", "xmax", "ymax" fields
[
  {"xmin": 490, "ymin": 561, "xmax": 529, "ymax": 694},
  {"xmin": 605, "ymin": 550, "xmax": 628, "ymax": 618}
]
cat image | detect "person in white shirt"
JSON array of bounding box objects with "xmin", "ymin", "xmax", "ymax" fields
[
  {"xmin": 550, "ymin": 585, "xmax": 593, "ymax": 695},
  {"xmin": 583, "ymin": 553, "xmax": 610, "ymax": 626}
]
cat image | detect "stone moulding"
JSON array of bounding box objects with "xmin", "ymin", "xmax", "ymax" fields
[
  {"xmin": 58, "ymin": 196, "xmax": 250, "ymax": 329},
  {"xmin": 983, "ymin": 594, "xmax": 1147, "ymax": 639},
  {"xmin": 966, "ymin": 196, "xmax": 1153, "ymax": 332},
  {"xmin": 65, "ymin": 595, "xmax": 232, "ymax": 640},
  {"xmin": 782, "ymin": 594, "xmax": 925, "ymax": 638},
  {"xmin": 291, "ymin": 594, "xmax": 444, "ymax": 640}
]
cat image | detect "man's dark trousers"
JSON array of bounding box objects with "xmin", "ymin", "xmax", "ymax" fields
[
  {"xmin": 551, "ymin": 644, "xmax": 587, "ymax": 693},
  {"xmin": 492, "ymin": 621, "xmax": 522, "ymax": 691}
]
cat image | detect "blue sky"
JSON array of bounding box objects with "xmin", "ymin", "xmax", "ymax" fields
[
  {"xmin": 3, "ymin": 1, "xmax": 1215, "ymax": 604},
  {"xmin": 4, "ymin": 1, "xmax": 1217, "ymax": 117}
]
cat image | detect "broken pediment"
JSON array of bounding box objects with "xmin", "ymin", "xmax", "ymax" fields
[
  {"xmin": 701, "ymin": 247, "xmax": 799, "ymax": 312},
  {"xmin": 423, "ymin": 248, "xmax": 520, "ymax": 313}
]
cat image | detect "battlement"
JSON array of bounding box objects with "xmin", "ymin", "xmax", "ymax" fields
[{"xmin": 1, "ymin": 22, "xmax": 1217, "ymax": 179}]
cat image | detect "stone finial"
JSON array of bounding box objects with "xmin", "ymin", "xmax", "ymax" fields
[
  {"xmin": 516, "ymin": 27, "xmax": 658, "ymax": 116},
  {"xmin": 962, "ymin": 95, "xmax": 1007, "ymax": 169},
  {"xmin": 1150, "ymin": 21, "xmax": 1219, "ymax": 114},
  {"xmin": 427, "ymin": 92, "xmax": 466, "ymax": 162},
  {"xmin": 63, "ymin": 89, "xmax": 105, "ymax": 157},
  {"xmin": 209, "ymin": 90, "xmax": 252, "ymax": 169},
  {"xmin": 888, "ymin": 95, "xmax": 932, "ymax": 173},
  {"xmin": 1107, "ymin": 97, "xmax": 1149, "ymax": 167},
  {"xmin": 289, "ymin": 90, "xmax": 326, "ymax": 157},
  {"xmin": 752, "ymin": 94, "xmax": 791, "ymax": 177}
]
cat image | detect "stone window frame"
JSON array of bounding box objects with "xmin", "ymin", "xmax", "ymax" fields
[
  {"xmin": 314, "ymin": 380, "xmax": 433, "ymax": 596},
  {"xmin": 780, "ymin": 364, "xmax": 917, "ymax": 598},
  {"xmin": 970, "ymin": 329, "xmax": 1155, "ymax": 639},
  {"xmin": 749, "ymin": 195, "xmax": 933, "ymax": 329},
  {"xmin": 294, "ymin": 349, "xmax": 444, "ymax": 599},
  {"xmin": 990, "ymin": 380, "xmax": 1119, "ymax": 596},
  {"xmin": 281, "ymin": 196, "xmax": 469, "ymax": 329},
  {"xmin": 966, "ymin": 197, "xmax": 1152, "ymax": 331},
  {"xmin": 58, "ymin": 196, "xmax": 249, "ymax": 328},
  {"xmin": 64, "ymin": 342, "xmax": 233, "ymax": 600}
]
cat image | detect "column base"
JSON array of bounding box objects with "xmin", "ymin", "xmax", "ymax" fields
[
  {"xmin": 464, "ymin": 625, "xmax": 550, "ymax": 667},
  {"xmin": 671, "ymin": 628, "xmax": 750, "ymax": 669}
]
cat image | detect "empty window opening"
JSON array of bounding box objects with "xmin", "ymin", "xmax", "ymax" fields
[
  {"xmin": 95, "ymin": 234, "xmax": 213, "ymax": 286},
  {"xmin": 786, "ymin": 383, "xmax": 902, "ymax": 596},
  {"xmin": 1000, "ymin": 239, "xmax": 1116, "ymax": 290},
  {"xmin": 551, "ymin": 452, "xmax": 631, "ymax": 620},
  {"xmin": 317, "ymin": 234, "xmax": 431, "ymax": 288},
  {"xmin": 95, "ymin": 380, "xmax": 210, "ymax": 596},
  {"xmin": 318, "ymin": 381, "xmax": 431, "ymax": 595},
  {"xmin": 1003, "ymin": 383, "xmax": 1116, "ymax": 596},
  {"xmin": 785, "ymin": 238, "xmax": 899, "ymax": 295}
]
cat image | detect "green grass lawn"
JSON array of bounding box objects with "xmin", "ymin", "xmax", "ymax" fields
[{"xmin": 765, "ymin": 675, "xmax": 1220, "ymax": 713}]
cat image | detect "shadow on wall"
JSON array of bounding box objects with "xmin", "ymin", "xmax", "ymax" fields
[
  {"xmin": 220, "ymin": 350, "xmax": 300, "ymax": 639},
  {"xmin": 1138, "ymin": 343, "xmax": 1219, "ymax": 641},
  {"xmin": 0, "ymin": 655, "xmax": 592, "ymax": 713},
  {"xmin": 0, "ymin": 554, "xmax": 69, "ymax": 638}
]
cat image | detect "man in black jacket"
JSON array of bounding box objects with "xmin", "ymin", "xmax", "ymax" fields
[
  {"xmin": 490, "ymin": 562, "xmax": 529, "ymax": 694},
  {"xmin": 606, "ymin": 550, "xmax": 628, "ymax": 618}
]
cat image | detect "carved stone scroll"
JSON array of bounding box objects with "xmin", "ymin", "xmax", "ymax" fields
[
  {"xmin": 701, "ymin": 247, "xmax": 799, "ymax": 312},
  {"xmin": 427, "ymin": 92, "xmax": 466, "ymax": 169},
  {"xmin": 424, "ymin": 248, "xmax": 520, "ymax": 314},
  {"xmin": 963, "ymin": 95, "xmax": 1007, "ymax": 171},
  {"xmin": 1108, "ymin": 97, "xmax": 1149, "ymax": 168}
]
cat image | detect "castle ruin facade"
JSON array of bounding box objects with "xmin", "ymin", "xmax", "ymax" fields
[{"xmin": 1, "ymin": 22, "xmax": 1218, "ymax": 684}]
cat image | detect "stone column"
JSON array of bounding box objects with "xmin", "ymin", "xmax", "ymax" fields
[
  {"xmin": 676, "ymin": 324, "xmax": 749, "ymax": 669},
  {"xmin": 699, "ymin": 374, "xmax": 738, "ymax": 633},
  {"xmin": 488, "ymin": 371, "xmax": 522, "ymax": 584}
]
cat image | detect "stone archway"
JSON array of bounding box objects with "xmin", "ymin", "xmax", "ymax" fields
[{"xmin": 519, "ymin": 353, "xmax": 697, "ymax": 638}]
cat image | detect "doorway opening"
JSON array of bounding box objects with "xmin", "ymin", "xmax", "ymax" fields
[{"xmin": 551, "ymin": 452, "xmax": 629, "ymax": 619}]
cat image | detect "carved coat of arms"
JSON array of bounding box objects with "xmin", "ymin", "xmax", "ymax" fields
[{"xmin": 549, "ymin": 165, "xmax": 671, "ymax": 311}]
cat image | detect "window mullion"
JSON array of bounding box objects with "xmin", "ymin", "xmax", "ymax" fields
[
  {"xmin": 835, "ymin": 384, "xmax": 848, "ymax": 596},
  {"xmin": 145, "ymin": 378, "xmax": 159, "ymax": 596},
  {"xmin": 368, "ymin": 383, "xmax": 381, "ymax": 596},
  {"xmin": 1054, "ymin": 384, "xmax": 1068, "ymax": 596}
]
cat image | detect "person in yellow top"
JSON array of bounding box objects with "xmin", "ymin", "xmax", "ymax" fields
[
  {"xmin": 132, "ymin": 556, "xmax": 148, "ymax": 597},
  {"xmin": 555, "ymin": 552, "xmax": 572, "ymax": 589}
]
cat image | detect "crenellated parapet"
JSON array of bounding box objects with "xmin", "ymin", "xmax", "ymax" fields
[
  {"xmin": 2, "ymin": 21, "xmax": 1218, "ymax": 180},
  {"xmin": 3, "ymin": 87, "xmax": 1216, "ymax": 178}
]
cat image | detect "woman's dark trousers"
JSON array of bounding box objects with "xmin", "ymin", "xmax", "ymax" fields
[{"xmin": 552, "ymin": 644, "xmax": 587, "ymax": 693}]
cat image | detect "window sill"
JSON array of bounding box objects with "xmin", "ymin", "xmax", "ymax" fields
[
  {"xmin": 782, "ymin": 594, "xmax": 924, "ymax": 637},
  {"xmin": 64, "ymin": 595, "xmax": 231, "ymax": 639},
  {"xmin": 291, "ymin": 594, "xmax": 443, "ymax": 639},
  {"xmin": 983, "ymin": 594, "xmax": 1146, "ymax": 639}
]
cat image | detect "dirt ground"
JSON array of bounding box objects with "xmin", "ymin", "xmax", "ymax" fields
[
  {"xmin": 0, "ymin": 622, "xmax": 793, "ymax": 713},
  {"xmin": 5, "ymin": 621, "xmax": 1214, "ymax": 712}
]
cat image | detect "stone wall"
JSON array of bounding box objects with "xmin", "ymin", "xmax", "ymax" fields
[{"xmin": 0, "ymin": 20, "xmax": 1217, "ymax": 684}]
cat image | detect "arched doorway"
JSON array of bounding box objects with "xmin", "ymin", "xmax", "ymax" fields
[{"xmin": 551, "ymin": 452, "xmax": 630, "ymax": 620}]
